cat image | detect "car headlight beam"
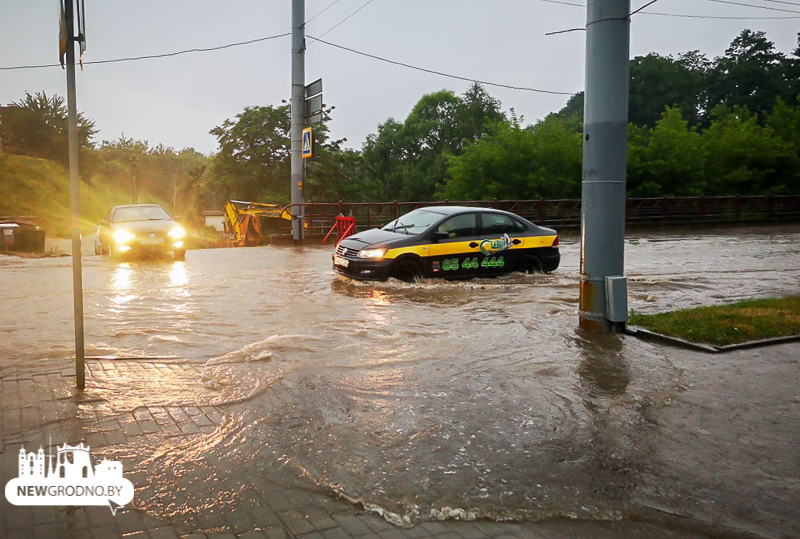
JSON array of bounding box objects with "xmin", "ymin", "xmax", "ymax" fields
[
  {"xmin": 358, "ymin": 248, "xmax": 386, "ymax": 259},
  {"xmin": 168, "ymin": 227, "xmax": 186, "ymax": 239},
  {"xmin": 113, "ymin": 229, "xmax": 136, "ymax": 244}
]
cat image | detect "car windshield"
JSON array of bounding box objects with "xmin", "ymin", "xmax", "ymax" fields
[
  {"xmin": 112, "ymin": 206, "xmax": 171, "ymax": 223},
  {"xmin": 381, "ymin": 209, "xmax": 442, "ymax": 235}
]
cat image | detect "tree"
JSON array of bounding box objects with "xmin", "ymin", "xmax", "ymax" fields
[
  {"xmin": 362, "ymin": 83, "xmax": 506, "ymax": 201},
  {"xmin": 626, "ymin": 107, "xmax": 704, "ymax": 196},
  {"xmin": 440, "ymin": 115, "xmax": 582, "ymax": 201},
  {"xmin": 705, "ymin": 30, "xmax": 788, "ymax": 124},
  {"xmin": 629, "ymin": 51, "xmax": 709, "ymax": 128},
  {"xmin": 0, "ymin": 91, "xmax": 96, "ymax": 165},
  {"xmin": 701, "ymin": 105, "xmax": 799, "ymax": 195},
  {"xmin": 208, "ymin": 103, "xmax": 358, "ymax": 205},
  {"xmin": 209, "ymin": 104, "xmax": 292, "ymax": 203}
]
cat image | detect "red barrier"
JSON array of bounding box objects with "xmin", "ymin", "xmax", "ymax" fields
[{"xmin": 321, "ymin": 215, "xmax": 356, "ymax": 244}]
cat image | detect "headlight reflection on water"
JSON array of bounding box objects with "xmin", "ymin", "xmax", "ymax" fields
[
  {"xmin": 112, "ymin": 264, "xmax": 133, "ymax": 290},
  {"xmin": 169, "ymin": 262, "xmax": 188, "ymax": 287}
]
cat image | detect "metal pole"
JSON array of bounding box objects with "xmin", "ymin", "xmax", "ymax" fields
[
  {"xmin": 290, "ymin": 0, "xmax": 305, "ymax": 242},
  {"xmin": 579, "ymin": 0, "xmax": 630, "ymax": 333},
  {"xmin": 131, "ymin": 156, "xmax": 137, "ymax": 204},
  {"xmin": 65, "ymin": 0, "xmax": 86, "ymax": 389}
]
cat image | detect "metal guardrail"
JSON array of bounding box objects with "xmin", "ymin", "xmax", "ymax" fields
[{"xmin": 277, "ymin": 195, "xmax": 800, "ymax": 239}]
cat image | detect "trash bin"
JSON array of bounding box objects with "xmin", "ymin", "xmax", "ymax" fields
[
  {"xmin": 13, "ymin": 228, "xmax": 46, "ymax": 253},
  {"xmin": 1, "ymin": 228, "xmax": 15, "ymax": 251}
]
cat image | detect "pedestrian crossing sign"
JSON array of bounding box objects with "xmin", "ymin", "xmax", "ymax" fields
[{"xmin": 302, "ymin": 127, "xmax": 313, "ymax": 159}]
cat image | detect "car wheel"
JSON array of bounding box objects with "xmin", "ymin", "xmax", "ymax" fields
[
  {"xmin": 517, "ymin": 256, "xmax": 542, "ymax": 275},
  {"xmin": 94, "ymin": 243, "xmax": 101, "ymax": 255},
  {"xmin": 173, "ymin": 249, "xmax": 186, "ymax": 261},
  {"xmin": 392, "ymin": 259, "xmax": 423, "ymax": 283}
]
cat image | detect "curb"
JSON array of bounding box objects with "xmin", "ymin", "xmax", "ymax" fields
[{"xmin": 625, "ymin": 326, "xmax": 800, "ymax": 353}]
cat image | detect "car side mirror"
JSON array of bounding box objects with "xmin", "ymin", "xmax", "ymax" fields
[
  {"xmin": 100, "ymin": 220, "xmax": 108, "ymax": 226},
  {"xmin": 173, "ymin": 215, "xmax": 181, "ymax": 221},
  {"xmin": 431, "ymin": 231, "xmax": 449, "ymax": 241}
]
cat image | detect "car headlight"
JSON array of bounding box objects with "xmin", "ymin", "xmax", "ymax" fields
[
  {"xmin": 358, "ymin": 248, "xmax": 386, "ymax": 259},
  {"xmin": 168, "ymin": 227, "xmax": 185, "ymax": 239},
  {"xmin": 113, "ymin": 230, "xmax": 136, "ymax": 244}
]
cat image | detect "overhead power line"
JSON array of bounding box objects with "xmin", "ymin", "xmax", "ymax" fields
[
  {"xmin": 706, "ymin": 0, "xmax": 800, "ymax": 12},
  {"xmin": 539, "ymin": 0, "xmax": 800, "ymax": 18},
  {"xmin": 630, "ymin": 0, "xmax": 661, "ymax": 16},
  {"xmin": 307, "ymin": 35, "xmax": 573, "ymax": 95},
  {"xmin": 757, "ymin": 0, "xmax": 800, "ymax": 6},
  {"xmin": 317, "ymin": 0, "xmax": 377, "ymax": 39},
  {"xmin": 306, "ymin": 0, "xmax": 342, "ymax": 24},
  {"xmin": 0, "ymin": 33, "xmax": 290, "ymax": 71}
]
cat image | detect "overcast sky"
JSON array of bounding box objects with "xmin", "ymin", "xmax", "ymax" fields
[{"xmin": 1, "ymin": 1, "xmax": 798, "ymax": 155}]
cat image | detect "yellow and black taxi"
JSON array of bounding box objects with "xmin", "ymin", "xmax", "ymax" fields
[{"xmin": 332, "ymin": 206, "xmax": 559, "ymax": 282}]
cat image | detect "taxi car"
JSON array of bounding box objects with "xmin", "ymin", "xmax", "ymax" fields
[
  {"xmin": 95, "ymin": 204, "xmax": 186, "ymax": 261},
  {"xmin": 332, "ymin": 206, "xmax": 559, "ymax": 282}
]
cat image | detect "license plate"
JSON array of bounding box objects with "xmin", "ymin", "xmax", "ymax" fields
[
  {"xmin": 141, "ymin": 237, "xmax": 165, "ymax": 245},
  {"xmin": 333, "ymin": 256, "xmax": 349, "ymax": 268}
]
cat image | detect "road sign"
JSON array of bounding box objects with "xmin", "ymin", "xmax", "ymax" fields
[
  {"xmin": 305, "ymin": 78, "xmax": 322, "ymax": 98},
  {"xmin": 302, "ymin": 127, "xmax": 313, "ymax": 159},
  {"xmin": 305, "ymin": 94, "xmax": 323, "ymax": 117},
  {"xmin": 305, "ymin": 112, "xmax": 323, "ymax": 126}
]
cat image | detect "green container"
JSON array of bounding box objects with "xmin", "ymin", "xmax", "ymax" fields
[{"xmin": 13, "ymin": 228, "xmax": 46, "ymax": 253}]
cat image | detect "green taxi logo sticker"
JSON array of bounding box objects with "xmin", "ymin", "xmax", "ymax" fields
[{"xmin": 479, "ymin": 234, "xmax": 514, "ymax": 256}]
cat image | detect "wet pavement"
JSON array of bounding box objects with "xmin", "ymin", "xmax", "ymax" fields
[{"xmin": 1, "ymin": 226, "xmax": 799, "ymax": 539}]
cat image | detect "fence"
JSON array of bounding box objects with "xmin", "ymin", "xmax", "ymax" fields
[{"xmin": 276, "ymin": 194, "xmax": 800, "ymax": 239}]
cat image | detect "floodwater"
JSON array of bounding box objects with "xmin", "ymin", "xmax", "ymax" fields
[{"xmin": 1, "ymin": 226, "xmax": 799, "ymax": 537}]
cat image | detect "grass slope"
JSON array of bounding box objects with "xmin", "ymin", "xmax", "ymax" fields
[
  {"xmin": 0, "ymin": 154, "xmax": 165, "ymax": 237},
  {"xmin": 629, "ymin": 296, "xmax": 800, "ymax": 346}
]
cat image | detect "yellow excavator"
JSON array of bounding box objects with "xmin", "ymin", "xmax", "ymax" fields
[{"xmin": 223, "ymin": 200, "xmax": 292, "ymax": 247}]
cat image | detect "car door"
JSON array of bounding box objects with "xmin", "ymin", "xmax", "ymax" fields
[
  {"xmin": 428, "ymin": 213, "xmax": 481, "ymax": 278},
  {"xmin": 475, "ymin": 212, "xmax": 526, "ymax": 275}
]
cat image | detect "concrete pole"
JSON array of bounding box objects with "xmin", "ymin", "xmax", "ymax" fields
[
  {"xmin": 579, "ymin": 0, "xmax": 630, "ymax": 333},
  {"xmin": 290, "ymin": 0, "xmax": 305, "ymax": 242},
  {"xmin": 65, "ymin": 0, "xmax": 86, "ymax": 389}
]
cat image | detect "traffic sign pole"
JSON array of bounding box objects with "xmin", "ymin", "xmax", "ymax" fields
[{"xmin": 64, "ymin": 0, "xmax": 86, "ymax": 389}]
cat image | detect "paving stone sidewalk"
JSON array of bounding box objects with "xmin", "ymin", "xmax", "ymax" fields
[{"xmin": 1, "ymin": 358, "xmax": 699, "ymax": 539}]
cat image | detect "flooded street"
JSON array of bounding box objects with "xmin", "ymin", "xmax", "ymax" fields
[{"xmin": 1, "ymin": 226, "xmax": 799, "ymax": 538}]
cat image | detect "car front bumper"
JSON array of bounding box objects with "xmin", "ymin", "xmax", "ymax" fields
[{"xmin": 332, "ymin": 255, "xmax": 393, "ymax": 281}]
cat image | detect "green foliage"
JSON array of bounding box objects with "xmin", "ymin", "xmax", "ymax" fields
[
  {"xmin": 629, "ymin": 51, "xmax": 708, "ymax": 127},
  {"xmin": 627, "ymin": 107, "xmax": 705, "ymax": 196},
  {"xmin": 209, "ymin": 104, "xmax": 292, "ymax": 204},
  {"xmin": 700, "ymin": 106, "xmax": 799, "ymax": 195},
  {"xmin": 0, "ymin": 91, "xmax": 96, "ymax": 166},
  {"xmin": 629, "ymin": 295, "xmax": 800, "ymax": 346},
  {"xmin": 440, "ymin": 115, "xmax": 582, "ymax": 200},
  {"xmin": 207, "ymin": 103, "xmax": 358, "ymax": 205},
  {"xmin": 705, "ymin": 30, "xmax": 795, "ymax": 123},
  {"xmin": 362, "ymin": 83, "xmax": 506, "ymax": 201},
  {"xmin": 94, "ymin": 135, "xmax": 210, "ymax": 223},
  {"xmin": 0, "ymin": 154, "xmax": 142, "ymax": 236}
]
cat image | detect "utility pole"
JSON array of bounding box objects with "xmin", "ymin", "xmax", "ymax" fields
[
  {"xmin": 579, "ymin": 0, "xmax": 630, "ymax": 333},
  {"xmin": 131, "ymin": 155, "xmax": 138, "ymax": 204},
  {"xmin": 64, "ymin": 0, "xmax": 85, "ymax": 389},
  {"xmin": 290, "ymin": 0, "xmax": 305, "ymax": 242}
]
